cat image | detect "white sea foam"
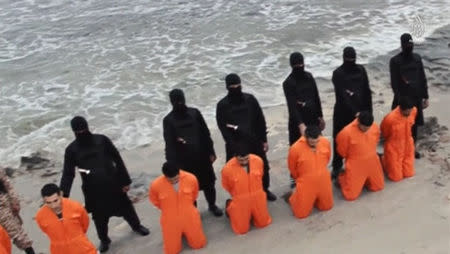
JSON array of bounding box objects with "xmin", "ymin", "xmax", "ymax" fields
[{"xmin": 0, "ymin": 0, "xmax": 449, "ymax": 167}]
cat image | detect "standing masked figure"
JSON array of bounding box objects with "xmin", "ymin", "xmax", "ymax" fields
[
  {"xmin": 390, "ymin": 33, "xmax": 429, "ymax": 158},
  {"xmin": 216, "ymin": 73, "xmax": 277, "ymax": 201},
  {"xmin": 283, "ymin": 52, "xmax": 325, "ymax": 145},
  {"xmin": 163, "ymin": 89, "xmax": 223, "ymax": 217},
  {"xmin": 60, "ymin": 116, "xmax": 149, "ymax": 253},
  {"xmin": 331, "ymin": 47, "xmax": 373, "ymax": 179},
  {"xmin": 283, "ymin": 52, "xmax": 325, "ymax": 188}
]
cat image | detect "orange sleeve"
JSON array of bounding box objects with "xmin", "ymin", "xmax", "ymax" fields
[
  {"xmin": 324, "ymin": 138, "xmax": 331, "ymax": 163},
  {"xmin": 253, "ymin": 155, "xmax": 264, "ymax": 176},
  {"xmin": 0, "ymin": 225, "xmax": 11, "ymax": 254},
  {"xmin": 410, "ymin": 107, "xmax": 418, "ymax": 123},
  {"xmin": 373, "ymin": 123, "xmax": 380, "ymax": 144},
  {"xmin": 288, "ymin": 144, "xmax": 299, "ymax": 179},
  {"xmin": 380, "ymin": 114, "xmax": 391, "ymax": 139},
  {"xmin": 336, "ymin": 129, "xmax": 349, "ymax": 158},
  {"xmin": 191, "ymin": 175, "xmax": 199, "ymax": 201},
  {"xmin": 149, "ymin": 182, "xmax": 160, "ymax": 209},
  {"xmin": 35, "ymin": 212, "xmax": 46, "ymax": 235},
  {"xmin": 79, "ymin": 203, "xmax": 90, "ymax": 233},
  {"xmin": 221, "ymin": 166, "xmax": 232, "ymax": 194}
]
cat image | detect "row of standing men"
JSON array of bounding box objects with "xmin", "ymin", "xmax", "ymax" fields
[{"xmin": 0, "ymin": 32, "xmax": 428, "ymax": 254}]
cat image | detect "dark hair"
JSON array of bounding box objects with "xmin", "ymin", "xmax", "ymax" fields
[
  {"xmin": 225, "ymin": 73, "xmax": 241, "ymax": 87},
  {"xmin": 71, "ymin": 116, "xmax": 89, "ymax": 132},
  {"xmin": 358, "ymin": 111, "xmax": 374, "ymax": 126},
  {"xmin": 41, "ymin": 184, "xmax": 61, "ymax": 198},
  {"xmin": 343, "ymin": 46, "xmax": 356, "ymax": 59},
  {"xmin": 398, "ymin": 96, "xmax": 414, "ymax": 110},
  {"xmin": 233, "ymin": 142, "xmax": 250, "ymax": 157},
  {"xmin": 289, "ymin": 52, "xmax": 304, "ymax": 66},
  {"xmin": 305, "ymin": 125, "xmax": 321, "ymax": 139},
  {"xmin": 169, "ymin": 89, "xmax": 185, "ymax": 106},
  {"xmin": 162, "ymin": 162, "xmax": 179, "ymax": 178}
]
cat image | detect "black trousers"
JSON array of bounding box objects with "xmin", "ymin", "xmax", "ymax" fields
[
  {"xmin": 412, "ymin": 124, "xmax": 418, "ymax": 143},
  {"xmin": 225, "ymin": 143, "xmax": 270, "ymax": 191},
  {"xmin": 202, "ymin": 183, "xmax": 217, "ymax": 208},
  {"xmin": 92, "ymin": 201, "xmax": 141, "ymax": 243}
]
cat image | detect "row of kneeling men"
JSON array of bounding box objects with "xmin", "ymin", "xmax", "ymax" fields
[{"xmin": 0, "ymin": 99, "xmax": 416, "ymax": 254}]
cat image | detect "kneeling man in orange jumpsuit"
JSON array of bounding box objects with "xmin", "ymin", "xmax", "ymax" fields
[
  {"xmin": 381, "ymin": 96, "xmax": 417, "ymax": 181},
  {"xmin": 222, "ymin": 144, "xmax": 272, "ymax": 234},
  {"xmin": 35, "ymin": 184, "xmax": 97, "ymax": 254},
  {"xmin": 0, "ymin": 225, "xmax": 11, "ymax": 254},
  {"xmin": 149, "ymin": 162, "xmax": 206, "ymax": 254},
  {"xmin": 287, "ymin": 125, "xmax": 333, "ymax": 218},
  {"xmin": 336, "ymin": 111, "xmax": 384, "ymax": 201}
]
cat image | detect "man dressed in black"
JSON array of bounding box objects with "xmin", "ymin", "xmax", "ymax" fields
[
  {"xmin": 60, "ymin": 116, "xmax": 149, "ymax": 253},
  {"xmin": 331, "ymin": 47, "xmax": 373, "ymax": 180},
  {"xmin": 390, "ymin": 33, "xmax": 429, "ymax": 158},
  {"xmin": 283, "ymin": 52, "xmax": 325, "ymax": 188},
  {"xmin": 283, "ymin": 52, "xmax": 325, "ymax": 144},
  {"xmin": 216, "ymin": 73, "xmax": 277, "ymax": 201},
  {"xmin": 162, "ymin": 89, "xmax": 223, "ymax": 217}
]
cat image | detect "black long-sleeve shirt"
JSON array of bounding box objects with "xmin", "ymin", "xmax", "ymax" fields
[
  {"xmin": 163, "ymin": 107, "xmax": 215, "ymax": 163},
  {"xmin": 216, "ymin": 93, "xmax": 268, "ymax": 144},
  {"xmin": 332, "ymin": 64, "xmax": 373, "ymax": 117},
  {"xmin": 60, "ymin": 134, "xmax": 131, "ymax": 198},
  {"xmin": 283, "ymin": 71, "xmax": 323, "ymax": 126},
  {"xmin": 390, "ymin": 52, "xmax": 428, "ymax": 100}
]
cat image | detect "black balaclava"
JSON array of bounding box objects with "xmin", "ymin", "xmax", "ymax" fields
[
  {"xmin": 401, "ymin": 33, "xmax": 414, "ymax": 56},
  {"xmin": 290, "ymin": 52, "xmax": 305, "ymax": 78},
  {"xmin": 225, "ymin": 73, "xmax": 243, "ymax": 102},
  {"xmin": 169, "ymin": 89, "xmax": 187, "ymax": 114},
  {"xmin": 70, "ymin": 116, "xmax": 93, "ymax": 146},
  {"xmin": 342, "ymin": 46, "xmax": 357, "ymax": 71}
]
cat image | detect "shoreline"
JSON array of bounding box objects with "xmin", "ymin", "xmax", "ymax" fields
[{"xmin": 5, "ymin": 25, "xmax": 450, "ymax": 253}]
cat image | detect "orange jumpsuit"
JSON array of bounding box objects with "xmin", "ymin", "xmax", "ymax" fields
[
  {"xmin": 35, "ymin": 198, "xmax": 97, "ymax": 254},
  {"xmin": 288, "ymin": 136, "xmax": 333, "ymax": 218},
  {"xmin": 149, "ymin": 170, "xmax": 206, "ymax": 254},
  {"xmin": 381, "ymin": 107, "xmax": 417, "ymax": 181},
  {"xmin": 337, "ymin": 119, "xmax": 385, "ymax": 201},
  {"xmin": 0, "ymin": 225, "xmax": 11, "ymax": 254},
  {"xmin": 222, "ymin": 154, "xmax": 272, "ymax": 234}
]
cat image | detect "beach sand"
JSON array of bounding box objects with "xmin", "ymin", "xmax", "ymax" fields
[{"xmin": 6, "ymin": 26, "xmax": 450, "ymax": 254}]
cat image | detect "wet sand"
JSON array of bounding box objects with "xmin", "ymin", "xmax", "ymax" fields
[{"xmin": 6, "ymin": 25, "xmax": 450, "ymax": 254}]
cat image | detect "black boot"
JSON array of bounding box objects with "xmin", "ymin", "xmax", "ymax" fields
[
  {"xmin": 133, "ymin": 225, "xmax": 150, "ymax": 236},
  {"xmin": 208, "ymin": 205, "xmax": 223, "ymax": 217},
  {"xmin": 415, "ymin": 151, "xmax": 421, "ymax": 159},
  {"xmin": 265, "ymin": 190, "xmax": 277, "ymax": 201},
  {"xmin": 24, "ymin": 247, "xmax": 35, "ymax": 254},
  {"xmin": 99, "ymin": 239, "xmax": 111, "ymax": 253}
]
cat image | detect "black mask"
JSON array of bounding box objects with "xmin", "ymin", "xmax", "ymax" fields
[
  {"xmin": 71, "ymin": 116, "xmax": 93, "ymax": 146},
  {"xmin": 74, "ymin": 131, "xmax": 93, "ymax": 146},
  {"xmin": 400, "ymin": 33, "xmax": 414, "ymax": 56},
  {"xmin": 225, "ymin": 73, "xmax": 243, "ymax": 102},
  {"xmin": 169, "ymin": 89, "xmax": 188, "ymax": 114},
  {"xmin": 342, "ymin": 46, "xmax": 357, "ymax": 71},
  {"xmin": 291, "ymin": 65, "xmax": 305, "ymax": 78},
  {"xmin": 227, "ymin": 86, "xmax": 243, "ymax": 102}
]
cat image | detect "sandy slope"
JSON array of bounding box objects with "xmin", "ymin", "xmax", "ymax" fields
[{"xmin": 8, "ymin": 26, "xmax": 450, "ymax": 254}]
